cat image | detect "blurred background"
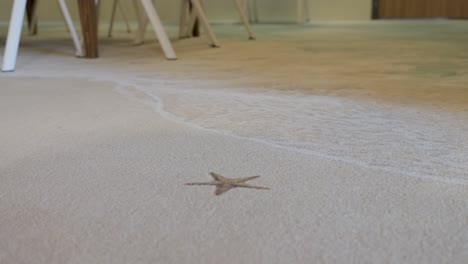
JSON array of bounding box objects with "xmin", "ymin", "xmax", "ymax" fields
[{"xmin": 0, "ymin": 0, "xmax": 372, "ymax": 23}]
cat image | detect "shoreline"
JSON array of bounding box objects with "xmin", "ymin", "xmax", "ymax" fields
[
  {"xmin": 1, "ymin": 77, "xmax": 467, "ymax": 263},
  {"xmin": 3, "ymin": 74, "xmax": 466, "ymax": 186},
  {"xmin": 124, "ymin": 85, "xmax": 468, "ymax": 186}
]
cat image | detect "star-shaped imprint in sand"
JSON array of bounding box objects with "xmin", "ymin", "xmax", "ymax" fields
[{"xmin": 185, "ymin": 172, "xmax": 270, "ymax": 196}]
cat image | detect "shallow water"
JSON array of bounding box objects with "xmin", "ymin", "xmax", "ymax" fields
[{"xmin": 128, "ymin": 78, "xmax": 468, "ymax": 185}]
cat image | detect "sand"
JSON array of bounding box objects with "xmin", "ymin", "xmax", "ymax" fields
[{"xmin": 1, "ymin": 21, "xmax": 467, "ymax": 263}]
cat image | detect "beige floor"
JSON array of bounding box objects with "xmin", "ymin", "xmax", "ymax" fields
[{"xmin": 0, "ymin": 21, "xmax": 467, "ymax": 263}]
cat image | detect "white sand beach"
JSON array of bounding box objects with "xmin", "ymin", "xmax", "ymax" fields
[{"xmin": 1, "ymin": 22, "xmax": 467, "ymax": 263}]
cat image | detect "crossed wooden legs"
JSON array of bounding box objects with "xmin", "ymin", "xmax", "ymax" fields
[
  {"xmin": 80, "ymin": 0, "xmax": 180, "ymax": 59},
  {"xmin": 2, "ymin": 0, "xmax": 85, "ymax": 71},
  {"xmin": 179, "ymin": 0, "xmax": 254, "ymax": 41},
  {"xmin": 109, "ymin": 0, "xmax": 256, "ymax": 50},
  {"xmin": 178, "ymin": 0, "xmax": 220, "ymax": 46},
  {"xmin": 108, "ymin": 0, "xmax": 132, "ymax": 37},
  {"xmin": 133, "ymin": 0, "xmax": 220, "ymax": 48}
]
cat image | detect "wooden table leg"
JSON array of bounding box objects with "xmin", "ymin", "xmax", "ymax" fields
[
  {"xmin": 77, "ymin": 0, "xmax": 99, "ymax": 58},
  {"xmin": 26, "ymin": 0, "xmax": 37, "ymax": 35},
  {"xmin": 189, "ymin": 1, "xmax": 200, "ymax": 37}
]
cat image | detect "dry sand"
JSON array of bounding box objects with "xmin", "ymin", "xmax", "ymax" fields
[{"xmin": 1, "ymin": 21, "xmax": 467, "ymax": 263}]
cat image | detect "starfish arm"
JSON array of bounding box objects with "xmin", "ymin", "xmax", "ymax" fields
[
  {"xmin": 210, "ymin": 172, "xmax": 228, "ymax": 181},
  {"xmin": 185, "ymin": 181, "xmax": 218, "ymax": 186},
  {"xmin": 215, "ymin": 185, "xmax": 233, "ymax": 196},
  {"xmin": 237, "ymin": 176, "xmax": 261, "ymax": 182},
  {"xmin": 235, "ymin": 182, "xmax": 270, "ymax": 190}
]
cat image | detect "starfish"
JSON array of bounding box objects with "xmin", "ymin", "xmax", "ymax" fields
[{"xmin": 185, "ymin": 172, "xmax": 270, "ymax": 196}]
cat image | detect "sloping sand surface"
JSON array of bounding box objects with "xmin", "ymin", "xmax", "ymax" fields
[
  {"xmin": 1, "ymin": 78, "xmax": 466, "ymax": 263},
  {"xmin": 1, "ymin": 22, "xmax": 467, "ymax": 263}
]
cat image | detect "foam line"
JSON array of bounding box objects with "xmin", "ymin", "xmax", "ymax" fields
[{"xmin": 119, "ymin": 85, "xmax": 468, "ymax": 186}]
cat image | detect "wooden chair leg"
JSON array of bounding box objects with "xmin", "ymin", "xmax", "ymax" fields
[
  {"xmin": 186, "ymin": 4, "xmax": 199, "ymax": 37},
  {"xmin": 133, "ymin": 1, "xmax": 153, "ymax": 46},
  {"xmin": 108, "ymin": 0, "xmax": 132, "ymax": 36},
  {"xmin": 189, "ymin": 1, "xmax": 200, "ymax": 37},
  {"xmin": 233, "ymin": 0, "xmax": 255, "ymax": 40},
  {"xmin": 58, "ymin": 0, "xmax": 84, "ymax": 57},
  {"xmin": 179, "ymin": 0, "xmax": 190, "ymax": 38},
  {"xmin": 2, "ymin": 0, "xmax": 28, "ymax": 72},
  {"xmin": 189, "ymin": 0, "xmax": 220, "ymax": 47},
  {"xmin": 108, "ymin": 0, "xmax": 118, "ymax": 37},
  {"xmin": 134, "ymin": 1, "xmax": 151, "ymax": 46},
  {"xmin": 178, "ymin": 0, "xmax": 199, "ymax": 37},
  {"xmin": 133, "ymin": 1, "xmax": 146, "ymax": 45},
  {"xmin": 139, "ymin": 0, "xmax": 177, "ymax": 60},
  {"xmin": 27, "ymin": 0, "xmax": 38, "ymax": 35},
  {"xmin": 119, "ymin": 1, "xmax": 132, "ymax": 33},
  {"xmin": 180, "ymin": 0, "xmax": 206, "ymax": 40}
]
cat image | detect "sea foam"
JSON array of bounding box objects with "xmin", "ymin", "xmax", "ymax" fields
[{"xmin": 128, "ymin": 79, "xmax": 468, "ymax": 185}]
